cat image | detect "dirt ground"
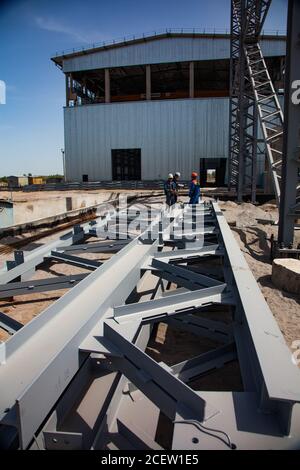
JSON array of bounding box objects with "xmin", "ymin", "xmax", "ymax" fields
[{"xmin": 218, "ymin": 199, "xmax": 300, "ymax": 349}]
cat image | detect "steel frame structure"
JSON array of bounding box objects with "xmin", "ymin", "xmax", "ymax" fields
[
  {"xmin": 0, "ymin": 201, "xmax": 299, "ymax": 450},
  {"xmin": 229, "ymin": 0, "xmax": 300, "ymax": 250},
  {"xmin": 0, "ymin": 198, "xmax": 145, "ymax": 336},
  {"xmin": 228, "ymin": 0, "xmax": 272, "ymax": 203}
]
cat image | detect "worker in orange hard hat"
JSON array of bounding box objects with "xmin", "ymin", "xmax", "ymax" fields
[{"xmin": 189, "ymin": 171, "xmax": 200, "ymax": 204}]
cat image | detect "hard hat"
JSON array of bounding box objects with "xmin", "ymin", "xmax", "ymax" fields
[
  {"xmin": 168, "ymin": 173, "xmax": 173, "ymax": 179},
  {"xmin": 191, "ymin": 171, "xmax": 198, "ymax": 178},
  {"xmin": 175, "ymin": 172, "xmax": 181, "ymax": 177}
]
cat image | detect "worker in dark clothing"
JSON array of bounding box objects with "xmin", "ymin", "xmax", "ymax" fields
[
  {"xmin": 189, "ymin": 172, "xmax": 201, "ymax": 204},
  {"xmin": 164, "ymin": 173, "xmax": 176, "ymax": 207},
  {"xmin": 173, "ymin": 171, "xmax": 184, "ymax": 204}
]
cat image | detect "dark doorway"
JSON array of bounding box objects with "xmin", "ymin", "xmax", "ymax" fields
[
  {"xmin": 200, "ymin": 158, "xmax": 226, "ymax": 187},
  {"xmin": 112, "ymin": 149, "xmax": 141, "ymax": 180},
  {"xmin": 82, "ymin": 174, "xmax": 89, "ymax": 182}
]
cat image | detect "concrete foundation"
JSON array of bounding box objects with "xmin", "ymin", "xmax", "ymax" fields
[{"xmin": 272, "ymin": 258, "xmax": 300, "ymax": 295}]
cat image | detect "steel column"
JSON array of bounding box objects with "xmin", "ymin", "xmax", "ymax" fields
[{"xmin": 278, "ymin": 0, "xmax": 300, "ymax": 246}]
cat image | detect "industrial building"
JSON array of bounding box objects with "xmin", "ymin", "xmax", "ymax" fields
[
  {"xmin": 52, "ymin": 32, "xmax": 285, "ymax": 185},
  {"xmin": 28, "ymin": 176, "xmax": 43, "ymax": 185},
  {"xmin": 7, "ymin": 176, "xmax": 29, "ymax": 188}
]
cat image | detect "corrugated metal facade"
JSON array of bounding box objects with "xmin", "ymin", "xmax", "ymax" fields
[
  {"xmin": 64, "ymin": 98, "xmax": 229, "ymax": 181},
  {"xmin": 62, "ymin": 35, "xmax": 285, "ymax": 182},
  {"xmin": 62, "ymin": 36, "xmax": 286, "ymax": 72}
]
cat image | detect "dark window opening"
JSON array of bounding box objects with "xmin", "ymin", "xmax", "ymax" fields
[
  {"xmin": 200, "ymin": 158, "xmax": 226, "ymax": 187},
  {"xmin": 151, "ymin": 62, "xmax": 189, "ymax": 100},
  {"xmin": 194, "ymin": 59, "xmax": 230, "ymax": 98},
  {"xmin": 66, "ymin": 56, "xmax": 284, "ymax": 106},
  {"xmin": 68, "ymin": 69, "xmax": 105, "ymax": 106},
  {"xmin": 110, "ymin": 65, "xmax": 146, "ymax": 102},
  {"xmin": 112, "ymin": 149, "xmax": 141, "ymax": 180},
  {"xmin": 82, "ymin": 174, "xmax": 89, "ymax": 182}
]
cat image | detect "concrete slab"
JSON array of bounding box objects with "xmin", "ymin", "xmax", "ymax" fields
[{"xmin": 272, "ymin": 258, "xmax": 300, "ymax": 295}]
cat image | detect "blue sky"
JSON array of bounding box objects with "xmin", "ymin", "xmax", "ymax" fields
[{"xmin": 0, "ymin": 0, "xmax": 288, "ymax": 176}]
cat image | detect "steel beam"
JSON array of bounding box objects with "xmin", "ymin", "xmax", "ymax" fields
[
  {"xmin": 213, "ymin": 202, "xmax": 300, "ymax": 419},
  {"xmin": 113, "ymin": 285, "xmax": 232, "ymax": 324},
  {"xmin": 151, "ymin": 258, "xmax": 224, "ymax": 289},
  {"xmin": 170, "ymin": 342, "xmax": 237, "ymax": 382},
  {"xmin": 0, "ymin": 312, "xmax": 23, "ymax": 335},
  {"xmin": 167, "ymin": 314, "xmax": 234, "ymax": 343},
  {"xmin": 57, "ymin": 239, "xmax": 130, "ymax": 254},
  {"xmin": 49, "ymin": 251, "xmax": 102, "ymax": 270},
  {"xmin": 100, "ymin": 320, "xmax": 219, "ymax": 422},
  {"xmin": 0, "ymin": 274, "xmax": 88, "ymax": 298},
  {"xmin": 153, "ymin": 244, "xmax": 224, "ymax": 261}
]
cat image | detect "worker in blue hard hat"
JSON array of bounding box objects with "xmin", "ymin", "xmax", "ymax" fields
[{"xmin": 189, "ymin": 172, "xmax": 200, "ymax": 204}]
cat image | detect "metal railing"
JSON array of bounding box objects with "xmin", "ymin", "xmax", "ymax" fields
[
  {"xmin": 22, "ymin": 181, "xmax": 165, "ymax": 192},
  {"xmin": 53, "ymin": 27, "xmax": 286, "ymax": 57}
]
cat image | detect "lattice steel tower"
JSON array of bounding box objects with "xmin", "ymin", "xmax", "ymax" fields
[{"xmin": 228, "ymin": 0, "xmax": 300, "ymax": 250}]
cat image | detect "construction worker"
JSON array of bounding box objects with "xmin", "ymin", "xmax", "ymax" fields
[
  {"xmin": 164, "ymin": 173, "xmax": 176, "ymax": 207},
  {"xmin": 173, "ymin": 171, "xmax": 184, "ymax": 204},
  {"xmin": 189, "ymin": 171, "xmax": 200, "ymax": 204}
]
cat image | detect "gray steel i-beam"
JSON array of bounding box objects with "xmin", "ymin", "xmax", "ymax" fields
[
  {"xmin": 56, "ymin": 239, "xmax": 130, "ymax": 254},
  {"xmin": 0, "ymin": 274, "xmax": 88, "ymax": 298},
  {"xmin": 0, "ymin": 312, "xmax": 23, "ymax": 335},
  {"xmin": 170, "ymin": 342, "xmax": 237, "ymax": 383},
  {"xmin": 49, "ymin": 251, "xmax": 102, "ymax": 270}
]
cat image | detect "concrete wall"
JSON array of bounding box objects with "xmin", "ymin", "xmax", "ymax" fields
[
  {"xmin": 0, "ymin": 202, "xmax": 13, "ymax": 228},
  {"xmin": 64, "ymin": 97, "xmax": 229, "ymax": 181},
  {"xmin": 12, "ymin": 193, "xmax": 112, "ymax": 225}
]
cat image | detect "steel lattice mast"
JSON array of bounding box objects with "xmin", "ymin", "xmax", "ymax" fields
[
  {"xmin": 228, "ymin": 0, "xmax": 272, "ymax": 203},
  {"xmin": 229, "ymin": 0, "xmax": 300, "ymax": 249}
]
